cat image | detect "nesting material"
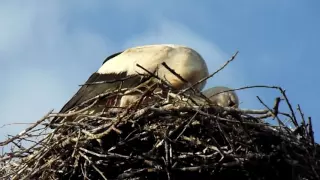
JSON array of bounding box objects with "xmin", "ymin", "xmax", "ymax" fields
[{"xmin": 0, "ymin": 55, "xmax": 319, "ymax": 180}]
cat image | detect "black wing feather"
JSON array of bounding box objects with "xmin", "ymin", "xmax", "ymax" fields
[
  {"xmin": 58, "ymin": 72, "xmax": 145, "ymax": 114},
  {"xmin": 51, "ymin": 50, "xmax": 146, "ymax": 126},
  {"xmin": 50, "ymin": 72, "xmax": 146, "ymax": 127}
]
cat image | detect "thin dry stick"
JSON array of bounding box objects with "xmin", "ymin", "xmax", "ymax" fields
[
  {"xmin": 272, "ymin": 97, "xmax": 281, "ymax": 118},
  {"xmin": 256, "ymin": 96, "xmax": 286, "ymax": 128},
  {"xmin": 174, "ymin": 112, "xmax": 199, "ymax": 141},
  {"xmin": 92, "ymin": 164, "xmax": 108, "ymax": 180},
  {"xmin": 278, "ymin": 87, "xmax": 298, "ymax": 127},
  {"xmin": 0, "ymin": 110, "xmax": 53, "ymax": 146},
  {"xmin": 308, "ymin": 117, "xmax": 315, "ymax": 146},
  {"xmin": 297, "ymin": 104, "xmax": 307, "ymax": 137}
]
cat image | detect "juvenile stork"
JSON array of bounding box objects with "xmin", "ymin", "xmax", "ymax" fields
[
  {"xmin": 202, "ymin": 86, "xmax": 239, "ymax": 108},
  {"xmin": 168, "ymin": 86, "xmax": 239, "ymax": 108}
]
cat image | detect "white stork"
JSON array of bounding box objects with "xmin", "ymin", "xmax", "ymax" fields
[{"xmin": 54, "ymin": 44, "xmax": 209, "ymax": 118}]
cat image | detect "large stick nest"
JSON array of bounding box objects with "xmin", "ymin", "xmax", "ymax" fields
[{"xmin": 0, "ymin": 54, "xmax": 319, "ymax": 180}]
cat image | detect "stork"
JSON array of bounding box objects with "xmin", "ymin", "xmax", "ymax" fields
[
  {"xmin": 202, "ymin": 86, "xmax": 239, "ymax": 108},
  {"xmin": 51, "ymin": 44, "xmax": 209, "ymax": 125}
]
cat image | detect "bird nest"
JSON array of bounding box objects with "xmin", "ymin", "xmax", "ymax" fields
[
  {"xmin": 0, "ymin": 80, "xmax": 319, "ymax": 180},
  {"xmin": 0, "ymin": 53, "xmax": 319, "ymax": 180}
]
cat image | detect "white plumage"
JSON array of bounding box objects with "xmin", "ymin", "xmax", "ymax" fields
[
  {"xmin": 98, "ymin": 44, "xmax": 208, "ymax": 91},
  {"xmin": 56, "ymin": 44, "xmax": 209, "ymax": 115}
]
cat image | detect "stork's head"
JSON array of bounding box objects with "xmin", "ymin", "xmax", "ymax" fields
[{"xmin": 202, "ymin": 86, "xmax": 239, "ymax": 108}]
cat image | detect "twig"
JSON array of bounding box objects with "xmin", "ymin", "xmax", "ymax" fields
[
  {"xmin": 278, "ymin": 87, "xmax": 298, "ymax": 127},
  {"xmin": 92, "ymin": 164, "xmax": 108, "ymax": 180},
  {"xmin": 297, "ymin": 104, "xmax": 307, "ymax": 137},
  {"xmin": 256, "ymin": 96, "xmax": 286, "ymax": 128},
  {"xmin": 308, "ymin": 117, "xmax": 315, "ymax": 146},
  {"xmin": 0, "ymin": 110, "xmax": 53, "ymax": 146}
]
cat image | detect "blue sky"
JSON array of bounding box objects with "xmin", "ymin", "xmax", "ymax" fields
[{"xmin": 1, "ymin": 1, "xmax": 319, "ymax": 144}]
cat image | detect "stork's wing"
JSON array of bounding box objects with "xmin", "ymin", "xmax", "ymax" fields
[
  {"xmin": 58, "ymin": 72, "xmax": 146, "ymax": 114},
  {"xmin": 57, "ymin": 50, "xmax": 129, "ymax": 114}
]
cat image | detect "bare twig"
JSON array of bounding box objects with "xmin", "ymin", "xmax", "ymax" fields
[{"xmin": 0, "ymin": 110, "xmax": 53, "ymax": 146}]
